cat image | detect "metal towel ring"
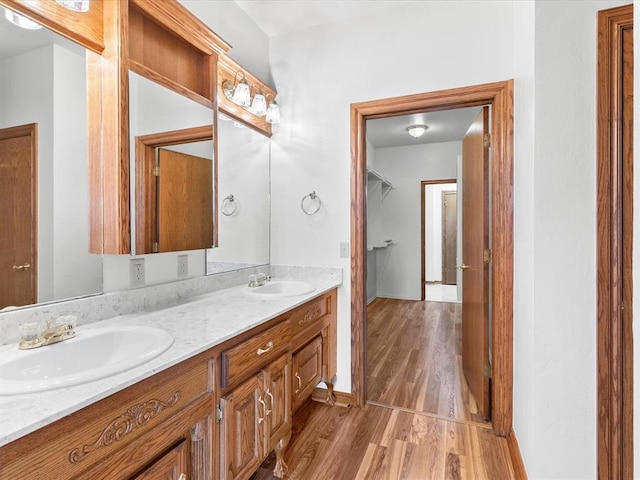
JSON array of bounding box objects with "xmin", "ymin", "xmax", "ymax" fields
[
  {"xmin": 221, "ymin": 194, "xmax": 238, "ymax": 216},
  {"xmin": 301, "ymin": 191, "xmax": 322, "ymax": 215}
]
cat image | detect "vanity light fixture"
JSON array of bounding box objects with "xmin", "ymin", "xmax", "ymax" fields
[
  {"xmin": 222, "ymin": 70, "xmax": 281, "ymax": 123},
  {"xmin": 55, "ymin": 0, "xmax": 90, "ymax": 13},
  {"xmin": 4, "ymin": 9, "xmax": 42, "ymax": 29},
  {"xmin": 406, "ymin": 124, "xmax": 429, "ymax": 138}
]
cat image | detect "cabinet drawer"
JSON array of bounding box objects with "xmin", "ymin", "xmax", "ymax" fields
[
  {"xmin": 221, "ymin": 320, "xmax": 290, "ymax": 389},
  {"xmin": 290, "ymin": 293, "xmax": 332, "ymax": 337}
]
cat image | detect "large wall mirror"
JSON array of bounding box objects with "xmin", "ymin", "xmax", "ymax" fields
[
  {"xmin": 0, "ymin": 8, "xmax": 102, "ymax": 309},
  {"xmin": 206, "ymin": 116, "xmax": 270, "ymax": 274},
  {"xmin": 130, "ymin": 72, "xmax": 214, "ymax": 254}
]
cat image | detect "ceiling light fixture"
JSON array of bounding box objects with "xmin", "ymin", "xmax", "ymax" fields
[
  {"xmin": 406, "ymin": 124, "xmax": 429, "ymax": 138},
  {"xmin": 222, "ymin": 70, "xmax": 281, "ymax": 124},
  {"xmin": 4, "ymin": 9, "xmax": 42, "ymax": 29},
  {"xmin": 55, "ymin": 0, "xmax": 90, "ymax": 13}
]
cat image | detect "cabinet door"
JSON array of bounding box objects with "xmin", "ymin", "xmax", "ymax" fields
[
  {"xmin": 265, "ymin": 353, "xmax": 291, "ymax": 450},
  {"xmin": 131, "ymin": 440, "xmax": 188, "ymax": 480},
  {"xmin": 220, "ymin": 373, "xmax": 266, "ymax": 480},
  {"xmin": 292, "ymin": 336, "xmax": 323, "ymax": 411}
]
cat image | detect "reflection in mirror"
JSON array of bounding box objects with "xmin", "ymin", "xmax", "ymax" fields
[
  {"xmin": 129, "ymin": 72, "xmax": 214, "ymax": 254},
  {"xmin": 0, "ymin": 10, "xmax": 101, "ymax": 309},
  {"xmin": 206, "ymin": 116, "xmax": 270, "ymax": 274}
]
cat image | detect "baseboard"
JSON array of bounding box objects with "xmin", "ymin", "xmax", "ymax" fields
[
  {"xmin": 507, "ymin": 428, "xmax": 528, "ymax": 479},
  {"xmin": 311, "ymin": 388, "xmax": 354, "ymax": 408}
]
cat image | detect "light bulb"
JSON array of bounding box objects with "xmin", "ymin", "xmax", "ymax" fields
[
  {"xmin": 266, "ymin": 101, "xmax": 281, "ymax": 124},
  {"xmin": 251, "ymin": 93, "xmax": 267, "ymax": 117},
  {"xmin": 406, "ymin": 125, "xmax": 428, "ymax": 138},
  {"xmin": 232, "ymin": 80, "xmax": 251, "ymax": 107},
  {"xmin": 55, "ymin": 0, "xmax": 90, "ymax": 12},
  {"xmin": 4, "ymin": 9, "xmax": 42, "ymax": 30}
]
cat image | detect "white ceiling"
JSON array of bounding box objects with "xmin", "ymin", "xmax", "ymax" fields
[{"xmin": 234, "ymin": 0, "xmax": 408, "ymax": 38}]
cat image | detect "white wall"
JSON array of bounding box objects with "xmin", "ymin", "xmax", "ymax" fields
[
  {"xmin": 269, "ymin": 0, "xmax": 513, "ymax": 404},
  {"xmin": 268, "ymin": 0, "xmax": 628, "ymax": 477},
  {"xmin": 375, "ymin": 142, "xmax": 459, "ymax": 300}
]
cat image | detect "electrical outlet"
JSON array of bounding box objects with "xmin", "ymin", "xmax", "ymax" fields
[
  {"xmin": 177, "ymin": 255, "xmax": 188, "ymax": 278},
  {"xmin": 130, "ymin": 258, "xmax": 145, "ymax": 287},
  {"xmin": 340, "ymin": 242, "xmax": 350, "ymax": 258}
]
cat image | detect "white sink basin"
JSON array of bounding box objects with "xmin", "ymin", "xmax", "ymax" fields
[
  {"xmin": 246, "ymin": 280, "xmax": 315, "ymax": 298},
  {"xmin": 0, "ymin": 325, "xmax": 173, "ymax": 395}
]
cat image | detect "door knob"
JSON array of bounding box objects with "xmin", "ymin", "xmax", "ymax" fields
[{"xmin": 456, "ymin": 264, "xmax": 471, "ymax": 271}]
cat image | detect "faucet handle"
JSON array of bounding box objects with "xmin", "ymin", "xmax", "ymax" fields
[{"xmin": 19, "ymin": 322, "xmax": 41, "ymax": 342}]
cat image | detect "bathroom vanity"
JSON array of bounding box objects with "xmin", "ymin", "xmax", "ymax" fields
[{"xmin": 0, "ymin": 281, "xmax": 339, "ymax": 480}]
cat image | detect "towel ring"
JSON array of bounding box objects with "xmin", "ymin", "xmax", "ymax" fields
[
  {"xmin": 301, "ymin": 191, "xmax": 322, "ymax": 215},
  {"xmin": 221, "ymin": 194, "xmax": 238, "ymax": 216}
]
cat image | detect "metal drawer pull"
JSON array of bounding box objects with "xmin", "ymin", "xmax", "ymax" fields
[
  {"xmin": 12, "ymin": 263, "xmax": 31, "ymax": 270},
  {"xmin": 258, "ymin": 396, "xmax": 266, "ymax": 424},
  {"xmin": 266, "ymin": 390, "xmax": 274, "ymax": 416},
  {"xmin": 295, "ymin": 373, "xmax": 302, "ymax": 394},
  {"xmin": 178, "ymin": 474, "xmax": 186, "ymax": 480},
  {"xmin": 256, "ymin": 341, "xmax": 274, "ymax": 356}
]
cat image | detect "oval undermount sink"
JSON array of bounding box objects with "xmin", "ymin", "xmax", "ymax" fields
[
  {"xmin": 0, "ymin": 325, "xmax": 173, "ymax": 395},
  {"xmin": 246, "ymin": 280, "xmax": 315, "ymax": 298}
]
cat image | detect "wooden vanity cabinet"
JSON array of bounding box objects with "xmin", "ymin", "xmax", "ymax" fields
[
  {"xmin": 289, "ymin": 290, "xmax": 338, "ymax": 410},
  {"xmin": 219, "ymin": 354, "xmax": 291, "ymax": 480},
  {"xmin": 0, "ymin": 352, "xmax": 217, "ymax": 480}
]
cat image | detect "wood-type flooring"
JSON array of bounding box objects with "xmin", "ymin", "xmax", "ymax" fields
[
  {"xmin": 251, "ymin": 298, "xmax": 516, "ymax": 479},
  {"xmin": 367, "ymin": 298, "xmax": 487, "ymax": 424}
]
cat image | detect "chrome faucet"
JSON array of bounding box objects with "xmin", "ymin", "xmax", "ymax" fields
[
  {"xmin": 248, "ymin": 273, "xmax": 270, "ymax": 288},
  {"xmin": 18, "ymin": 317, "xmax": 76, "ymax": 350}
]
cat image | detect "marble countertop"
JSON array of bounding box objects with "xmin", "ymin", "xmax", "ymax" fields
[{"xmin": 0, "ymin": 272, "xmax": 341, "ymax": 448}]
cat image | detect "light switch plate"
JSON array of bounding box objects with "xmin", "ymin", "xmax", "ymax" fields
[
  {"xmin": 177, "ymin": 255, "xmax": 188, "ymax": 278},
  {"xmin": 340, "ymin": 242, "xmax": 349, "ymax": 258}
]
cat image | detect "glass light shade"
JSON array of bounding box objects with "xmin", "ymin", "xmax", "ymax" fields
[
  {"xmin": 4, "ymin": 9, "xmax": 42, "ymax": 29},
  {"xmin": 232, "ymin": 80, "xmax": 251, "ymax": 107},
  {"xmin": 55, "ymin": 0, "xmax": 90, "ymax": 12},
  {"xmin": 266, "ymin": 102, "xmax": 281, "ymax": 124},
  {"xmin": 406, "ymin": 125, "xmax": 428, "ymax": 138},
  {"xmin": 251, "ymin": 93, "xmax": 267, "ymax": 117}
]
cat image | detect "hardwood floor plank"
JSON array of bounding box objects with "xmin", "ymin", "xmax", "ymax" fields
[
  {"xmin": 367, "ymin": 298, "xmax": 489, "ymax": 424},
  {"xmin": 253, "ymin": 401, "xmax": 515, "ymax": 480}
]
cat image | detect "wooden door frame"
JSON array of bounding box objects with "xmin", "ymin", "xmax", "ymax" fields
[
  {"xmin": 351, "ymin": 80, "xmax": 514, "ymax": 436},
  {"xmin": 420, "ymin": 179, "xmax": 456, "ymax": 301},
  {"xmin": 596, "ymin": 4, "xmax": 633, "ymax": 479},
  {"xmin": 135, "ymin": 125, "xmax": 214, "ymax": 254}
]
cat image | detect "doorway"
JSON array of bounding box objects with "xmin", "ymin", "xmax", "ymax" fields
[
  {"xmin": 422, "ymin": 179, "xmax": 459, "ymax": 302},
  {"xmin": 351, "ymin": 80, "xmax": 514, "ymax": 436}
]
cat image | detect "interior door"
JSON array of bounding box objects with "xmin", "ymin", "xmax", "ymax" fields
[
  {"xmin": 460, "ymin": 107, "xmax": 491, "ymax": 419},
  {"xmin": 0, "ymin": 124, "xmax": 37, "ymax": 309},
  {"xmin": 157, "ymin": 148, "xmax": 213, "ymax": 252},
  {"xmin": 442, "ymin": 190, "xmax": 457, "ymax": 285}
]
